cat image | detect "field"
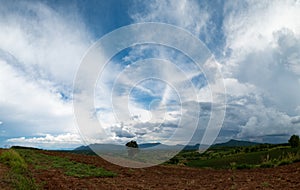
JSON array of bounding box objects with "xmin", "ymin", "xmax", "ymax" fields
[
  {"xmin": 168, "ymin": 144, "xmax": 300, "ymax": 169},
  {"xmin": 1, "ymin": 144, "xmax": 300, "ymax": 189}
]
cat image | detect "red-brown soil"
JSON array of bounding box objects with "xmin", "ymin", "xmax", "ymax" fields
[
  {"xmin": 0, "ymin": 149, "xmax": 12, "ymax": 190},
  {"xmin": 2, "ymin": 149, "xmax": 300, "ymax": 189}
]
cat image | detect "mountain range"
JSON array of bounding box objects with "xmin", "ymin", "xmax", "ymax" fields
[{"xmin": 73, "ymin": 139, "xmax": 261, "ymax": 154}]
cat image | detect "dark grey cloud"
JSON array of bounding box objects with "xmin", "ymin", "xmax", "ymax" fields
[{"xmin": 291, "ymin": 116, "xmax": 300, "ymax": 124}]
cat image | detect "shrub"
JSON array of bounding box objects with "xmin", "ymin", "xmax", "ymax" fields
[
  {"xmin": 236, "ymin": 164, "xmax": 255, "ymax": 169},
  {"xmin": 288, "ymin": 135, "xmax": 300, "ymax": 148},
  {"xmin": 230, "ymin": 162, "xmax": 237, "ymax": 169},
  {"xmin": 260, "ymin": 161, "xmax": 275, "ymax": 168},
  {"xmin": 169, "ymin": 157, "xmax": 179, "ymax": 165},
  {"xmin": 278, "ymin": 159, "xmax": 292, "ymax": 166}
]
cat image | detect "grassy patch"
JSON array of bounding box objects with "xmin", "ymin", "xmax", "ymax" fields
[
  {"xmin": 0, "ymin": 149, "xmax": 38, "ymax": 189},
  {"xmin": 16, "ymin": 149, "xmax": 117, "ymax": 178},
  {"xmin": 0, "ymin": 149, "xmax": 27, "ymax": 171},
  {"xmin": 261, "ymin": 181, "xmax": 270, "ymax": 187},
  {"xmin": 259, "ymin": 151, "xmax": 300, "ymax": 168}
]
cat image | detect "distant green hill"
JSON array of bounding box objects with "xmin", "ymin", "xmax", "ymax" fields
[{"xmin": 212, "ymin": 139, "xmax": 260, "ymax": 147}]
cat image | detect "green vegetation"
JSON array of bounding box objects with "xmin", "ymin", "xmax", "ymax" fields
[
  {"xmin": 16, "ymin": 149, "xmax": 117, "ymax": 178},
  {"xmin": 261, "ymin": 181, "xmax": 270, "ymax": 187},
  {"xmin": 167, "ymin": 142, "xmax": 300, "ymax": 169},
  {"xmin": 288, "ymin": 134, "xmax": 300, "ymax": 148},
  {"xmin": 0, "ymin": 149, "xmax": 38, "ymax": 190},
  {"xmin": 0, "ymin": 149, "xmax": 27, "ymax": 171}
]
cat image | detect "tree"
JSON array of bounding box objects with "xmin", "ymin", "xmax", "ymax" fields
[
  {"xmin": 288, "ymin": 135, "xmax": 300, "ymax": 148},
  {"xmin": 126, "ymin": 140, "xmax": 139, "ymax": 157},
  {"xmin": 126, "ymin": 140, "xmax": 139, "ymax": 148}
]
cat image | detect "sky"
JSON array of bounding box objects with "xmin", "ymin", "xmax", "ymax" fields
[{"xmin": 0, "ymin": 0, "xmax": 300, "ymax": 149}]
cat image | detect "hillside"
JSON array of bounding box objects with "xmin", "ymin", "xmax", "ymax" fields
[{"xmin": 212, "ymin": 139, "xmax": 260, "ymax": 147}]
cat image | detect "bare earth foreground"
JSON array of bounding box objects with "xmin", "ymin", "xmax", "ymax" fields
[
  {"xmin": 1, "ymin": 149, "xmax": 300, "ymax": 190},
  {"xmin": 0, "ymin": 163, "xmax": 12, "ymax": 190}
]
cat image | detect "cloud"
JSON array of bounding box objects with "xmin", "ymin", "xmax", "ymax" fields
[
  {"xmin": 130, "ymin": 0, "xmax": 209, "ymax": 37},
  {"xmin": 275, "ymin": 28, "xmax": 300, "ymax": 76},
  {"xmin": 60, "ymin": 1, "xmax": 300, "ymax": 145},
  {"xmin": 223, "ymin": 78, "xmax": 256, "ymax": 98},
  {"xmin": 6, "ymin": 133, "xmax": 82, "ymax": 149},
  {"xmin": 223, "ymin": 0, "xmax": 300, "ymax": 58},
  {"xmin": 0, "ymin": 1, "xmax": 91, "ymax": 84},
  {"xmin": 2, "ymin": 0, "xmax": 300, "ymax": 148},
  {"xmin": 111, "ymin": 123, "xmax": 135, "ymax": 138},
  {"xmin": 90, "ymin": 41, "xmax": 211, "ymax": 144},
  {"xmin": 132, "ymin": 1, "xmax": 300, "ymax": 144},
  {"xmin": 0, "ymin": 1, "xmax": 91, "ymax": 146},
  {"xmin": 236, "ymin": 106, "xmax": 295, "ymax": 139},
  {"xmin": 0, "ymin": 58, "xmax": 75, "ymax": 134},
  {"xmin": 206, "ymin": 0, "xmax": 300, "ymax": 143},
  {"xmin": 291, "ymin": 116, "xmax": 300, "ymax": 124}
]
